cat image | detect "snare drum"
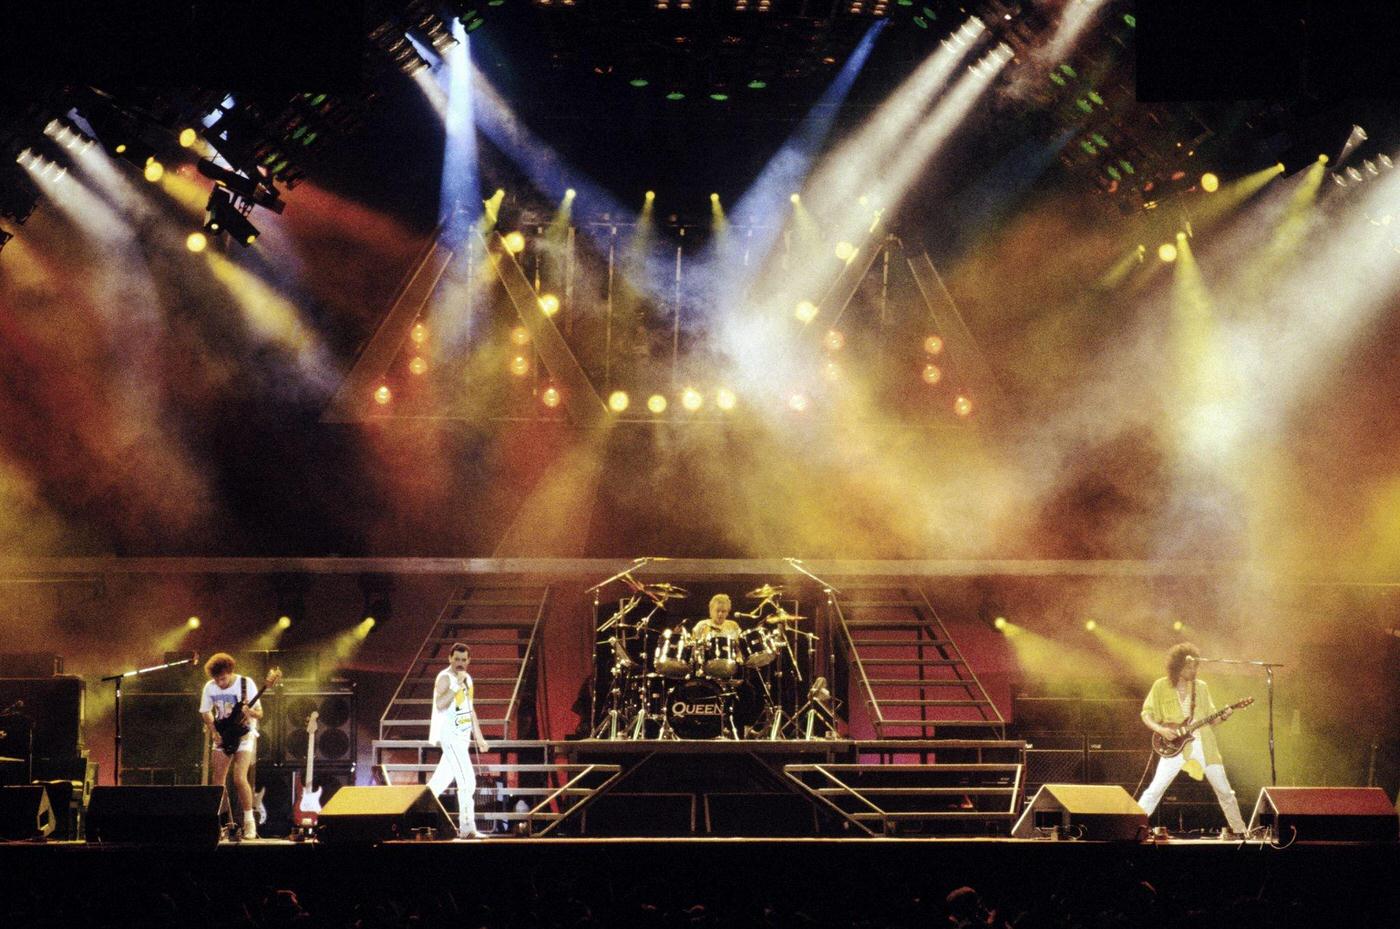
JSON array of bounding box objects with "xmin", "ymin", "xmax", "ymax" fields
[
  {"xmin": 738, "ymin": 626, "xmax": 782, "ymax": 668},
  {"xmin": 653, "ymin": 627, "xmax": 694, "ymax": 678},
  {"xmin": 697, "ymin": 634, "xmax": 742, "ymax": 681}
]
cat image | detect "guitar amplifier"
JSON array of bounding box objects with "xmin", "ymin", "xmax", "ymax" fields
[{"xmin": 280, "ymin": 689, "xmax": 355, "ymax": 765}]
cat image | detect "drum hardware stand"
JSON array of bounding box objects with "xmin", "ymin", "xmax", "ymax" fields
[
  {"xmin": 783, "ymin": 676, "xmax": 841, "ymax": 740},
  {"xmin": 783, "ymin": 558, "xmax": 841, "ymax": 731}
]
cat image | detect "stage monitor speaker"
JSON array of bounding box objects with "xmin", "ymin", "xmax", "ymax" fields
[
  {"xmin": 317, "ymin": 785, "xmax": 453, "ymax": 843},
  {"xmin": 87, "ymin": 785, "xmax": 224, "ymax": 845},
  {"xmin": 1248, "ymin": 787, "xmax": 1399, "ymax": 843},
  {"xmin": 1012, "ymin": 784, "xmax": 1149, "ymax": 841},
  {"xmin": 0, "ymin": 785, "xmax": 55, "ymax": 839}
]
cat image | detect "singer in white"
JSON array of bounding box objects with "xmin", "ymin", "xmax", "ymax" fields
[
  {"xmin": 427, "ymin": 642, "xmax": 491, "ymax": 839},
  {"xmin": 1137, "ymin": 642, "xmax": 1249, "ymax": 836}
]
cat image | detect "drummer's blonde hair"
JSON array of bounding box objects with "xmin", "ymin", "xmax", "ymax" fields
[{"xmin": 709, "ymin": 593, "xmax": 731, "ymax": 619}]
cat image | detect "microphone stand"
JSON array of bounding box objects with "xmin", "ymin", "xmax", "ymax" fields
[
  {"xmin": 101, "ymin": 655, "xmax": 197, "ymax": 785},
  {"xmin": 783, "ymin": 559, "xmax": 841, "ymax": 734},
  {"xmin": 1194, "ymin": 657, "xmax": 1286, "ymax": 786}
]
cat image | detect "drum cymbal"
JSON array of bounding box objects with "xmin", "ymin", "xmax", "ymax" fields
[
  {"xmin": 648, "ymin": 583, "xmax": 688, "ymax": 597},
  {"xmin": 746, "ymin": 583, "xmax": 784, "ymax": 599},
  {"xmin": 765, "ymin": 609, "xmax": 808, "ymax": 623}
]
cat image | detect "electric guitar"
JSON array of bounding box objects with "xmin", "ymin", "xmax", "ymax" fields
[
  {"xmin": 290, "ymin": 711, "xmax": 322, "ymax": 828},
  {"xmin": 1151, "ymin": 697, "xmax": 1255, "ymax": 758},
  {"xmin": 213, "ymin": 668, "xmax": 282, "ymax": 755}
]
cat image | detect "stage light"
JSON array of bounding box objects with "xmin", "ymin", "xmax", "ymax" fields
[
  {"xmin": 374, "ymin": 385, "xmax": 392, "ymax": 404},
  {"xmin": 715, "ymin": 388, "xmax": 736, "ymax": 411},
  {"xmin": 204, "ymin": 189, "xmax": 260, "ymax": 246},
  {"xmin": 823, "ymin": 330, "xmax": 845, "ymax": 351},
  {"xmin": 645, "ymin": 190, "xmax": 656, "ymax": 201},
  {"xmin": 409, "ymin": 356, "xmax": 427, "ymax": 375},
  {"xmin": 541, "ymin": 386, "xmax": 561, "ymax": 408},
  {"xmin": 356, "ymin": 617, "xmax": 376, "ymax": 639},
  {"xmin": 277, "ymin": 615, "xmax": 293, "ymax": 630},
  {"xmin": 665, "ymin": 92, "xmax": 685, "ymax": 101},
  {"xmin": 923, "ymin": 335, "xmax": 944, "ymax": 355},
  {"xmin": 503, "ymin": 231, "xmax": 526, "ymax": 253},
  {"xmin": 1158, "ymin": 242, "xmax": 1178, "ymax": 263},
  {"xmin": 747, "ymin": 80, "xmax": 767, "ymax": 89},
  {"xmin": 953, "ymin": 395, "xmax": 972, "ymax": 417},
  {"xmin": 187, "ymin": 616, "xmax": 201, "ymax": 629},
  {"xmin": 411, "ymin": 322, "xmax": 428, "ymax": 345},
  {"xmin": 834, "ymin": 241, "xmax": 856, "ymax": 261},
  {"xmin": 509, "ymin": 355, "xmax": 529, "ymax": 376},
  {"xmin": 143, "ymin": 158, "xmax": 165, "ymax": 183},
  {"xmin": 179, "ymin": 127, "xmax": 198, "ymax": 148},
  {"xmin": 824, "ymin": 361, "xmax": 841, "ymax": 381},
  {"xmin": 1172, "ymin": 620, "xmax": 1184, "ymax": 631},
  {"xmin": 629, "ymin": 78, "xmax": 649, "ymax": 88},
  {"xmin": 1317, "ymin": 154, "xmax": 1329, "ymax": 165},
  {"xmin": 710, "ymin": 192, "xmax": 719, "ymax": 202},
  {"xmin": 680, "ymin": 387, "xmax": 703, "ymax": 411},
  {"xmin": 647, "ymin": 393, "xmax": 668, "ymax": 414},
  {"xmin": 186, "ymin": 231, "xmax": 208, "ymax": 253},
  {"xmin": 539, "ymin": 293, "xmax": 560, "ymax": 316},
  {"xmin": 510, "ymin": 326, "xmax": 530, "ymax": 345},
  {"xmin": 608, "ymin": 390, "xmax": 630, "ymax": 412},
  {"xmin": 1084, "ymin": 619, "xmax": 1098, "ymax": 632},
  {"xmin": 709, "ymin": 93, "xmax": 729, "ymax": 101},
  {"xmin": 994, "ymin": 616, "xmax": 1008, "ymax": 631},
  {"xmin": 788, "ymin": 393, "xmax": 809, "ymax": 412},
  {"xmin": 1201, "ymin": 172, "xmax": 1219, "ymax": 193},
  {"xmin": 564, "ymin": 188, "xmax": 577, "ymax": 200},
  {"xmin": 794, "ymin": 300, "xmax": 818, "ymax": 323},
  {"xmin": 922, "ymin": 363, "xmax": 942, "ymax": 384},
  {"xmin": 790, "ymin": 193, "xmax": 800, "ymax": 204}
]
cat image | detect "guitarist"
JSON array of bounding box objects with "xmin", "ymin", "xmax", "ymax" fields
[
  {"xmin": 198, "ymin": 652, "xmax": 264, "ymax": 840},
  {"xmin": 1137, "ymin": 643, "xmax": 1248, "ymax": 836}
]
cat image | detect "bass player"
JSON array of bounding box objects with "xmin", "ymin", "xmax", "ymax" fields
[
  {"xmin": 198, "ymin": 652, "xmax": 265, "ymax": 840},
  {"xmin": 1137, "ymin": 642, "xmax": 1249, "ymax": 836}
]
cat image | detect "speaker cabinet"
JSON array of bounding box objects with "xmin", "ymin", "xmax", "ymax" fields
[
  {"xmin": 281, "ymin": 690, "xmax": 355, "ymax": 765},
  {"xmin": 0, "ymin": 785, "xmax": 55, "ymax": 839},
  {"xmin": 317, "ymin": 785, "xmax": 453, "ymax": 843},
  {"xmin": 0, "ymin": 676, "xmax": 84, "ymax": 759},
  {"xmin": 1248, "ymin": 787, "xmax": 1399, "ymax": 842},
  {"xmin": 87, "ymin": 785, "xmax": 225, "ymax": 845},
  {"xmin": 118, "ymin": 693, "xmax": 203, "ymax": 781},
  {"xmin": 1012, "ymin": 784, "xmax": 1149, "ymax": 841}
]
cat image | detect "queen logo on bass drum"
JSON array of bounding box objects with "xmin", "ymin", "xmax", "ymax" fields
[{"xmin": 670, "ymin": 698, "xmax": 723, "ymax": 716}]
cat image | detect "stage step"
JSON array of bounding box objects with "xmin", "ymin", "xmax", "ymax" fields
[
  {"xmin": 423, "ymin": 636, "xmax": 532, "ymax": 645},
  {"xmin": 784, "ymin": 758, "xmax": 1024, "ymax": 836},
  {"xmin": 869, "ymin": 699, "xmax": 989, "ymax": 707},
  {"xmin": 867, "ymin": 679, "xmax": 978, "ymax": 686},
  {"xmin": 856, "ymin": 658, "xmax": 964, "ymax": 665}
]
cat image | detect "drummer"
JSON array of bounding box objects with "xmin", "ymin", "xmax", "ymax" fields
[{"xmin": 692, "ymin": 594, "xmax": 741, "ymax": 641}]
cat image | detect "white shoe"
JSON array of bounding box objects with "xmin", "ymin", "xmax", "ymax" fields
[
  {"xmin": 458, "ymin": 829, "xmax": 487, "ymax": 839},
  {"xmin": 243, "ymin": 821, "xmax": 258, "ymax": 840}
]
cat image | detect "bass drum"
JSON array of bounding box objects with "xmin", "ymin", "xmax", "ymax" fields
[{"xmin": 665, "ymin": 678, "xmax": 726, "ymax": 739}]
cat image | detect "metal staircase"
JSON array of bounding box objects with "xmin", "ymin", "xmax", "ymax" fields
[
  {"xmin": 374, "ymin": 585, "xmax": 554, "ymax": 829},
  {"xmin": 784, "ymin": 739, "xmax": 1024, "ymax": 836},
  {"xmin": 835, "ymin": 586, "xmax": 1005, "ymax": 739}
]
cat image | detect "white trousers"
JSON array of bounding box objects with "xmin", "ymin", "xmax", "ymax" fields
[
  {"xmin": 427, "ymin": 736, "xmax": 478, "ymax": 833},
  {"xmin": 1138, "ymin": 736, "xmax": 1247, "ymax": 833}
]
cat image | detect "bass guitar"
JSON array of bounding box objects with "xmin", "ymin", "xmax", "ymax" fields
[
  {"xmin": 290, "ymin": 710, "xmax": 322, "ymax": 829},
  {"xmin": 1151, "ymin": 696, "xmax": 1255, "ymax": 758},
  {"xmin": 213, "ymin": 668, "xmax": 282, "ymax": 755}
]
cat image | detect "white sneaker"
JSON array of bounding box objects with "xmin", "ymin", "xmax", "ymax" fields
[
  {"xmin": 243, "ymin": 820, "xmax": 258, "ymax": 840},
  {"xmin": 458, "ymin": 829, "xmax": 487, "ymax": 839}
]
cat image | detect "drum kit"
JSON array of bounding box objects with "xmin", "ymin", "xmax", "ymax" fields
[{"xmin": 592, "ymin": 579, "xmax": 822, "ymax": 740}]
